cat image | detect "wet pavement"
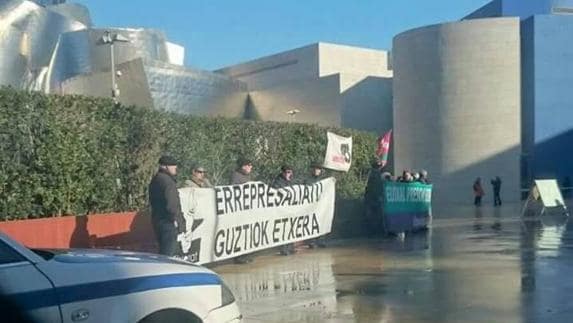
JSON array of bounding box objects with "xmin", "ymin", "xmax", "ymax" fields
[{"xmin": 215, "ymin": 202, "xmax": 573, "ymax": 322}]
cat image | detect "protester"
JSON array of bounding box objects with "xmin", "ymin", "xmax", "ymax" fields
[
  {"xmin": 381, "ymin": 172, "xmax": 393, "ymax": 181},
  {"xmin": 396, "ymin": 171, "xmax": 404, "ymax": 182},
  {"xmin": 399, "ymin": 170, "xmax": 414, "ymax": 183},
  {"xmin": 148, "ymin": 155, "xmax": 186, "ymax": 256},
  {"xmin": 304, "ymin": 161, "xmax": 325, "ymax": 185},
  {"xmin": 272, "ymin": 164, "xmax": 294, "ymax": 188},
  {"xmin": 231, "ymin": 157, "xmax": 255, "ymax": 264},
  {"xmin": 304, "ymin": 161, "xmax": 327, "ymax": 248},
  {"xmin": 272, "ymin": 165, "xmax": 296, "ymax": 255},
  {"xmin": 231, "ymin": 157, "xmax": 253, "ymax": 185},
  {"xmin": 364, "ymin": 159, "xmax": 386, "ymax": 237},
  {"xmin": 184, "ymin": 163, "xmax": 213, "ymax": 188},
  {"xmin": 490, "ymin": 176, "xmax": 502, "ymax": 206},
  {"xmin": 181, "ymin": 163, "xmax": 212, "ymax": 254},
  {"xmin": 418, "ymin": 169, "xmax": 430, "ymax": 184},
  {"xmin": 473, "ymin": 177, "xmax": 485, "ymax": 207}
]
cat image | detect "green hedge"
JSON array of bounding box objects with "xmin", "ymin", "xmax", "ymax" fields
[{"xmin": 0, "ymin": 87, "xmax": 377, "ymax": 220}]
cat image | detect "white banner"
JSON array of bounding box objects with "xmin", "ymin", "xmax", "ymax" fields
[
  {"xmin": 323, "ymin": 132, "xmax": 352, "ymax": 172},
  {"xmin": 177, "ymin": 178, "xmax": 336, "ymax": 264}
]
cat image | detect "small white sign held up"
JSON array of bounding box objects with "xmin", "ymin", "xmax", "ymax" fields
[
  {"xmin": 521, "ymin": 179, "xmax": 569, "ymax": 217},
  {"xmin": 323, "ymin": 132, "xmax": 352, "ymax": 172}
]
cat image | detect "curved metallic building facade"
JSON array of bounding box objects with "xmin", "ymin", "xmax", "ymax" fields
[
  {"xmin": 61, "ymin": 58, "xmax": 248, "ymax": 116},
  {"xmin": 0, "ymin": 0, "xmax": 87, "ymax": 90},
  {"xmin": 0, "ymin": 0, "xmax": 246, "ymax": 116},
  {"xmin": 48, "ymin": 28, "xmax": 174, "ymax": 91},
  {"xmin": 42, "ymin": 3, "xmax": 92, "ymax": 26},
  {"xmin": 393, "ymin": 18, "xmax": 522, "ymax": 203},
  {"xmin": 143, "ymin": 60, "xmax": 247, "ymax": 116}
]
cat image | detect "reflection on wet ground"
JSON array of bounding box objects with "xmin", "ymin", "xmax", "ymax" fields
[{"xmin": 215, "ymin": 203, "xmax": 573, "ymax": 322}]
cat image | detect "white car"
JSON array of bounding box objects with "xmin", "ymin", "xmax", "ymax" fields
[{"xmin": 0, "ymin": 232, "xmax": 241, "ymax": 323}]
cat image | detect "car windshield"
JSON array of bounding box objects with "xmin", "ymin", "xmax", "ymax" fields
[{"xmin": 30, "ymin": 249, "xmax": 56, "ymax": 260}]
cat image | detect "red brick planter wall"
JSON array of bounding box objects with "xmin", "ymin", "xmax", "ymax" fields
[{"xmin": 0, "ymin": 212, "xmax": 157, "ymax": 252}]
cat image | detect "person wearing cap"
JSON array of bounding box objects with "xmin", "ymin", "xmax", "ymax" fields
[
  {"xmin": 272, "ymin": 165, "xmax": 296, "ymax": 255},
  {"xmin": 304, "ymin": 161, "xmax": 326, "ymax": 185},
  {"xmin": 304, "ymin": 161, "xmax": 327, "ymax": 248},
  {"xmin": 231, "ymin": 157, "xmax": 253, "ymax": 185},
  {"xmin": 148, "ymin": 155, "xmax": 186, "ymax": 256},
  {"xmin": 230, "ymin": 157, "xmax": 255, "ymax": 264},
  {"xmin": 185, "ymin": 164, "xmax": 213, "ymax": 188},
  {"xmin": 272, "ymin": 165, "xmax": 294, "ymax": 188}
]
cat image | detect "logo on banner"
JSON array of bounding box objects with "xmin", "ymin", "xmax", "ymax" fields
[
  {"xmin": 178, "ymin": 217, "xmax": 204, "ymax": 262},
  {"xmin": 186, "ymin": 238, "xmax": 201, "ymax": 263},
  {"xmin": 340, "ymin": 143, "xmax": 351, "ymax": 163}
]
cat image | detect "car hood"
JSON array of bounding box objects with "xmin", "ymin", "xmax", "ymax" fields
[
  {"xmin": 38, "ymin": 248, "xmax": 196, "ymax": 266},
  {"xmin": 34, "ymin": 249, "xmax": 219, "ymax": 288}
]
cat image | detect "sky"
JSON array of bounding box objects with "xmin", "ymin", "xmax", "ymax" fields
[{"xmin": 73, "ymin": 0, "xmax": 491, "ymax": 70}]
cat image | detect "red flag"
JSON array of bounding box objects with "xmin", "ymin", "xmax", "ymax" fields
[{"xmin": 376, "ymin": 129, "xmax": 392, "ymax": 166}]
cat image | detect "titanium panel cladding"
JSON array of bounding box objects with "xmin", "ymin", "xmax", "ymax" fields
[
  {"xmin": 48, "ymin": 28, "xmax": 173, "ymax": 92},
  {"xmin": 144, "ymin": 60, "xmax": 248, "ymax": 116},
  {"xmin": 46, "ymin": 3, "xmax": 92, "ymax": 27},
  {"xmin": 0, "ymin": 0, "xmax": 87, "ymax": 90}
]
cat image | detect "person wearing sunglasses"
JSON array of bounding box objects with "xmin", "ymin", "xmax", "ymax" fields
[{"xmin": 185, "ymin": 163, "xmax": 213, "ymax": 188}]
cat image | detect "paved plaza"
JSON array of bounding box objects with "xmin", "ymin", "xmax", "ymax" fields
[{"xmin": 216, "ymin": 202, "xmax": 573, "ymax": 322}]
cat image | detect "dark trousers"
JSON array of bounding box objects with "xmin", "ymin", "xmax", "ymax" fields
[
  {"xmin": 280, "ymin": 243, "xmax": 295, "ymax": 255},
  {"xmin": 365, "ymin": 202, "xmax": 385, "ymax": 237},
  {"xmin": 494, "ymin": 192, "xmax": 502, "ymax": 206},
  {"xmin": 305, "ymin": 237, "xmax": 325, "ymax": 248},
  {"xmin": 234, "ymin": 253, "xmax": 254, "ymax": 264},
  {"xmin": 474, "ymin": 196, "xmax": 482, "ymax": 206},
  {"xmin": 154, "ymin": 224, "xmax": 179, "ymax": 256}
]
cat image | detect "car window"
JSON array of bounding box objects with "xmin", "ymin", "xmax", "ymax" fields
[
  {"xmin": 30, "ymin": 249, "xmax": 55, "ymax": 260},
  {"xmin": 0, "ymin": 241, "xmax": 26, "ymax": 265}
]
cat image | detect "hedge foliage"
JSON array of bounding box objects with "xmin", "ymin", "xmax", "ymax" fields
[{"xmin": 0, "ymin": 87, "xmax": 377, "ymax": 220}]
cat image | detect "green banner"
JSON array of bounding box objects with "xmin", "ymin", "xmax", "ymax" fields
[{"xmin": 383, "ymin": 182, "xmax": 433, "ymax": 215}]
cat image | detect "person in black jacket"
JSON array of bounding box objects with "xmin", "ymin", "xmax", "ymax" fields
[
  {"xmin": 272, "ymin": 165, "xmax": 296, "ymax": 255},
  {"xmin": 230, "ymin": 157, "xmax": 255, "ymax": 264},
  {"xmin": 272, "ymin": 164, "xmax": 294, "ymax": 188},
  {"xmin": 231, "ymin": 157, "xmax": 253, "ymax": 185},
  {"xmin": 304, "ymin": 161, "xmax": 326, "ymax": 185},
  {"xmin": 148, "ymin": 155, "xmax": 186, "ymax": 256},
  {"xmin": 491, "ymin": 176, "xmax": 502, "ymax": 206},
  {"xmin": 304, "ymin": 161, "xmax": 327, "ymax": 248},
  {"xmin": 364, "ymin": 159, "xmax": 386, "ymax": 237}
]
